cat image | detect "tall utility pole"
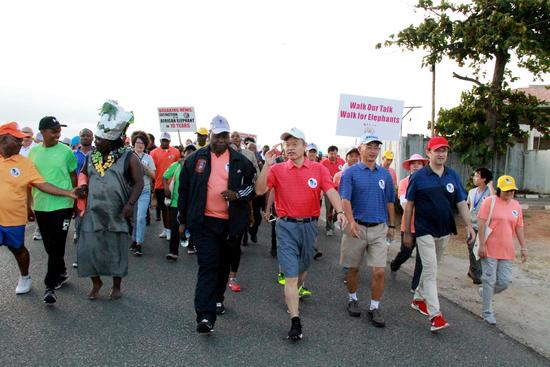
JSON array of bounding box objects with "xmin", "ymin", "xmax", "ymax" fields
[{"xmin": 431, "ymin": 62, "xmax": 436, "ymax": 137}]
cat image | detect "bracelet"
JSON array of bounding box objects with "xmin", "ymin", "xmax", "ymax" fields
[
  {"xmin": 336, "ymin": 211, "xmax": 345, "ymax": 215},
  {"xmin": 388, "ymin": 225, "xmax": 396, "ymax": 229},
  {"xmin": 520, "ymin": 248, "xmax": 528, "ymax": 252}
]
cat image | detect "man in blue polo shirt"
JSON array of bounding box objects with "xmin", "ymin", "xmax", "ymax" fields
[
  {"xmin": 403, "ymin": 136, "xmax": 475, "ymax": 332},
  {"xmin": 339, "ymin": 134, "xmax": 395, "ymax": 327}
]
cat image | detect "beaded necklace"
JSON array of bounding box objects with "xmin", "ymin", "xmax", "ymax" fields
[{"xmin": 91, "ymin": 147, "xmax": 127, "ymax": 177}]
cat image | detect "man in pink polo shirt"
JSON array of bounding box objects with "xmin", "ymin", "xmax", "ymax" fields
[
  {"xmin": 321, "ymin": 145, "xmax": 345, "ymax": 237},
  {"xmin": 255, "ymin": 128, "xmax": 347, "ymax": 341},
  {"xmin": 178, "ymin": 116, "xmax": 256, "ymax": 334}
]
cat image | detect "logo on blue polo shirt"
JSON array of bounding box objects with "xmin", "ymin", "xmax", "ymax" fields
[
  {"xmin": 10, "ymin": 167, "xmax": 21, "ymax": 177},
  {"xmin": 379, "ymin": 179, "xmax": 385, "ymax": 190},
  {"xmin": 512, "ymin": 210, "xmax": 519, "ymax": 218},
  {"xmin": 307, "ymin": 178, "xmax": 318, "ymax": 188},
  {"xmin": 446, "ymin": 183, "xmax": 455, "ymax": 193}
]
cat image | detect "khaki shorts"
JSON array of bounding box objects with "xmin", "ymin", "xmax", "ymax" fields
[{"xmin": 340, "ymin": 223, "xmax": 388, "ymax": 268}]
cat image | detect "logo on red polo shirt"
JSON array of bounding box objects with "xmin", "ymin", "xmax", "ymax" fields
[
  {"xmin": 195, "ymin": 159, "xmax": 207, "ymax": 173},
  {"xmin": 10, "ymin": 167, "xmax": 21, "ymax": 177},
  {"xmin": 512, "ymin": 210, "xmax": 519, "ymax": 218},
  {"xmin": 307, "ymin": 178, "xmax": 318, "ymax": 188},
  {"xmin": 446, "ymin": 183, "xmax": 455, "ymax": 193}
]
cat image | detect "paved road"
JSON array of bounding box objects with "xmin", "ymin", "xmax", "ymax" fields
[{"xmin": 1, "ymin": 219, "xmax": 548, "ymax": 367}]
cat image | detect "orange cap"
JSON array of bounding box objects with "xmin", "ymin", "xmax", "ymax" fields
[{"xmin": 0, "ymin": 122, "xmax": 31, "ymax": 139}]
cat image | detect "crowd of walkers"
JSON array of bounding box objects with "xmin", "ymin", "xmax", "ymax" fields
[{"xmin": 0, "ymin": 100, "xmax": 528, "ymax": 340}]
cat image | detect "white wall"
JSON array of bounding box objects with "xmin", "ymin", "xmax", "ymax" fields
[{"xmin": 523, "ymin": 150, "xmax": 550, "ymax": 194}]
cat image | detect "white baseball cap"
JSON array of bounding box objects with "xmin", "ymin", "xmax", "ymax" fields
[
  {"xmin": 358, "ymin": 133, "xmax": 382, "ymax": 146},
  {"xmin": 306, "ymin": 143, "xmax": 318, "ymax": 152},
  {"xmin": 210, "ymin": 115, "xmax": 231, "ymax": 134},
  {"xmin": 280, "ymin": 127, "xmax": 306, "ymax": 141},
  {"xmin": 160, "ymin": 132, "xmax": 171, "ymax": 141}
]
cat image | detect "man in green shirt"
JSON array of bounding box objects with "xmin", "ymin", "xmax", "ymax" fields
[
  {"xmin": 164, "ymin": 144, "xmax": 197, "ymax": 259},
  {"xmin": 29, "ymin": 116, "xmax": 77, "ymax": 305}
]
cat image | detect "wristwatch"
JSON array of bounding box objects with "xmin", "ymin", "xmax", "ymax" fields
[{"xmin": 388, "ymin": 225, "xmax": 396, "ymax": 229}]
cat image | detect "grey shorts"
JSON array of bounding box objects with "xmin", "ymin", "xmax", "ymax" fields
[{"xmin": 276, "ymin": 219, "xmax": 318, "ymax": 278}]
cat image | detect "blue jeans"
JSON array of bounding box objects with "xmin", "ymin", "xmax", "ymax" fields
[
  {"xmin": 481, "ymin": 258, "xmax": 513, "ymax": 320},
  {"xmin": 133, "ymin": 189, "xmax": 151, "ymax": 244}
]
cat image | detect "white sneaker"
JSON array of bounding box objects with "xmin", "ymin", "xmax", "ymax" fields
[
  {"xmin": 159, "ymin": 229, "xmax": 167, "ymax": 238},
  {"xmin": 166, "ymin": 229, "xmax": 171, "ymax": 241},
  {"xmin": 16, "ymin": 276, "xmax": 32, "ymax": 294},
  {"xmin": 180, "ymin": 239, "xmax": 189, "ymax": 247},
  {"xmin": 326, "ymin": 229, "xmax": 334, "ymax": 237},
  {"xmin": 33, "ymin": 233, "xmax": 42, "ymax": 240}
]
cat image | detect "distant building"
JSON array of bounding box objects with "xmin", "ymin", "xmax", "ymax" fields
[{"xmin": 516, "ymin": 85, "xmax": 550, "ymax": 150}]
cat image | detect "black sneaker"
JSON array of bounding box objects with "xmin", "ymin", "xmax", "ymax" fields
[
  {"xmin": 166, "ymin": 253, "xmax": 178, "ymax": 261},
  {"xmin": 287, "ymin": 317, "xmax": 303, "ymax": 340},
  {"xmin": 129, "ymin": 242, "xmax": 137, "ymax": 252},
  {"xmin": 134, "ymin": 245, "xmax": 143, "ymax": 256},
  {"xmin": 314, "ymin": 249, "xmax": 323, "ymax": 260},
  {"xmin": 54, "ymin": 274, "xmax": 69, "ymax": 290},
  {"xmin": 187, "ymin": 247, "xmax": 196, "ymax": 255},
  {"xmin": 467, "ymin": 271, "xmax": 482, "ymax": 284},
  {"xmin": 251, "ymin": 234, "xmax": 258, "ymax": 243},
  {"xmin": 196, "ymin": 319, "xmax": 214, "ymax": 333},
  {"xmin": 216, "ymin": 302, "xmax": 226, "ymax": 315},
  {"xmin": 368, "ymin": 308, "xmax": 386, "ymax": 327},
  {"xmin": 347, "ymin": 300, "xmax": 361, "ymax": 317},
  {"xmin": 43, "ymin": 289, "xmax": 57, "ymax": 305}
]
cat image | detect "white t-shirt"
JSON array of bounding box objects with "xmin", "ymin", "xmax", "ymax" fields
[
  {"xmin": 136, "ymin": 152, "xmax": 156, "ymax": 190},
  {"xmin": 467, "ymin": 186, "xmax": 491, "ymax": 229},
  {"xmin": 20, "ymin": 142, "xmax": 37, "ymax": 157}
]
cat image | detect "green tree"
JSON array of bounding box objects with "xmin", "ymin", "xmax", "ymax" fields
[{"xmin": 377, "ymin": 0, "xmax": 550, "ymax": 167}]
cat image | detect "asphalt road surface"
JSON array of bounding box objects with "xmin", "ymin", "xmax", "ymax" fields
[{"xmin": 1, "ymin": 219, "xmax": 548, "ymax": 367}]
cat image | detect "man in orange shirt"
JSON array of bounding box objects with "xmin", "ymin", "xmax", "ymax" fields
[
  {"xmin": 178, "ymin": 116, "xmax": 255, "ymax": 334},
  {"xmin": 256, "ymin": 128, "xmax": 347, "ymax": 341},
  {"xmin": 150, "ymin": 132, "xmax": 181, "ymax": 240},
  {"xmin": 0, "ymin": 122, "xmax": 75, "ymax": 296},
  {"xmin": 320, "ymin": 145, "xmax": 345, "ymax": 237}
]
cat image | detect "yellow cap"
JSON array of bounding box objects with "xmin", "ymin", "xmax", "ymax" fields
[
  {"xmin": 383, "ymin": 150, "xmax": 394, "ymax": 160},
  {"xmin": 497, "ymin": 175, "xmax": 518, "ymax": 191},
  {"xmin": 196, "ymin": 127, "xmax": 209, "ymax": 135}
]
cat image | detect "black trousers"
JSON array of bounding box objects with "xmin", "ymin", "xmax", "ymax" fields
[
  {"xmin": 248, "ymin": 195, "xmax": 264, "ymax": 238},
  {"xmin": 35, "ymin": 208, "xmax": 73, "ymax": 289},
  {"xmin": 230, "ymin": 235, "xmax": 242, "ymax": 273},
  {"xmin": 271, "ymin": 205, "xmax": 277, "ymax": 253},
  {"xmin": 155, "ymin": 189, "xmax": 167, "ymax": 220},
  {"xmin": 169, "ymin": 207, "xmax": 180, "ymax": 255},
  {"xmin": 467, "ymin": 229, "xmax": 482, "ymax": 281},
  {"xmin": 390, "ymin": 232, "xmax": 423, "ymax": 291},
  {"xmin": 190, "ymin": 216, "xmax": 240, "ymax": 324}
]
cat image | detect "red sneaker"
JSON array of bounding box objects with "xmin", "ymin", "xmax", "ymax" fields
[
  {"xmin": 430, "ymin": 314, "xmax": 449, "ymax": 332},
  {"xmin": 411, "ymin": 299, "xmax": 429, "ymax": 316},
  {"xmin": 228, "ymin": 278, "xmax": 241, "ymax": 292}
]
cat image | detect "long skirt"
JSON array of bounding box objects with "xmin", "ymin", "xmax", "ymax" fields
[{"xmin": 77, "ymin": 228, "xmax": 129, "ymax": 278}]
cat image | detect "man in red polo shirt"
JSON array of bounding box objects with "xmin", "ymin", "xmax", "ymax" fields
[
  {"xmin": 255, "ymin": 128, "xmax": 347, "ymax": 341},
  {"xmin": 150, "ymin": 132, "xmax": 180, "ymax": 240},
  {"xmin": 321, "ymin": 145, "xmax": 345, "ymax": 237}
]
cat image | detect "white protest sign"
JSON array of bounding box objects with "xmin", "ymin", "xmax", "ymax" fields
[
  {"xmin": 336, "ymin": 94, "xmax": 404, "ymax": 140},
  {"xmin": 158, "ymin": 107, "xmax": 197, "ymax": 132},
  {"xmin": 238, "ymin": 132, "xmax": 258, "ymax": 142}
]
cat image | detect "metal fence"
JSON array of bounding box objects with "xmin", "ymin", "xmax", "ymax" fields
[{"xmin": 386, "ymin": 134, "xmax": 548, "ymax": 193}]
